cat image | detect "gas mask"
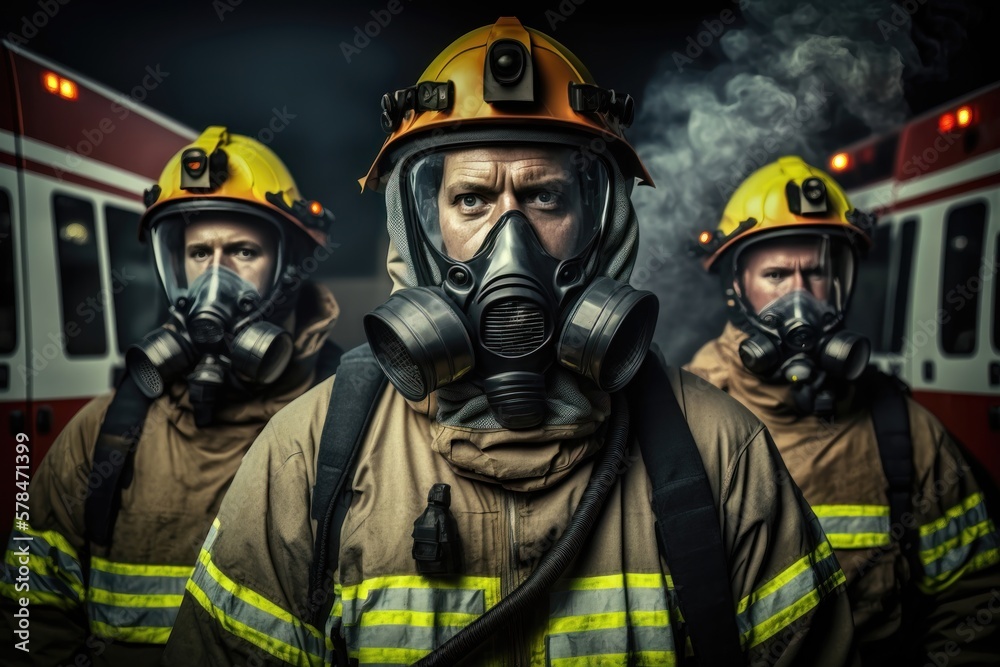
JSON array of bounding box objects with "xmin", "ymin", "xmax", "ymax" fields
[
  {"xmin": 363, "ymin": 145, "xmax": 658, "ymax": 429},
  {"xmin": 126, "ymin": 210, "xmax": 297, "ymax": 425},
  {"xmin": 732, "ymin": 234, "xmax": 870, "ymax": 414}
]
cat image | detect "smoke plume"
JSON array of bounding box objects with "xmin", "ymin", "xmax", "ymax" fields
[{"xmin": 628, "ymin": 0, "xmax": 927, "ymax": 365}]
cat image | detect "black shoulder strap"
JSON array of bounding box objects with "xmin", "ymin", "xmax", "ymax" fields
[
  {"xmin": 628, "ymin": 353, "xmax": 743, "ymax": 666},
  {"xmin": 866, "ymin": 368, "xmax": 914, "ymax": 542},
  {"xmin": 308, "ymin": 343, "xmax": 388, "ymax": 626},
  {"xmin": 85, "ymin": 374, "xmax": 152, "ymax": 546}
]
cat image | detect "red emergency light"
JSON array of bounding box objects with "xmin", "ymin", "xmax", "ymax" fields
[
  {"xmin": 939, "ymin": 104, "xmax": 977, "ymax": 133},
  {"xmin": 42, "ymin": 71, "xmax": 78, "ymax": 101},
  {"xmin": 830, "ymin": 152, "xmax": 850, "ymax": 172}
]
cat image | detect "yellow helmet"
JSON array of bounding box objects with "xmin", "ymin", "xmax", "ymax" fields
[
  {"xmin": 360, "ymin": 16, "xmax": 653, "ymax": 192},
  {"xmin": 692, "ymin": 155, "xmax": 874, "ymax": 272},
  {"xmin": 139, "ymin": 126, "xmax": 333, "ymax": 249}
]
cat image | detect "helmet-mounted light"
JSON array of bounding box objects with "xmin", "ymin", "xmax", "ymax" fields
[
  {"xmin": 264, "ymin": 191, "xmax": 335, "ymax": 236},
  {"xmin": 484, "ymin": 39, "xmax": 533, "ymax": 102},
  {"xmin": 786, "ymin": 177, "xmax": 828, "ymax": 215},
  {"xmin": 688, "ymin": 218, "xmax": 757, "ymax": 260}
]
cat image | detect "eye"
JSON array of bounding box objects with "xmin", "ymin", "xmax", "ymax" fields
[
  {"xmin": 189, "ymin": 248, "xmax": 209, "ymax": 261},
  {"xmin": 455, "ymin": 194, "xmax": 488, "ymax": 215},
  {"xmin": 527, "ymin": 190, "xmax": 562, "ymax": 210},
  {"xmin": 235, "ymin": 247, "xmax": 259, "ymax": 260}
]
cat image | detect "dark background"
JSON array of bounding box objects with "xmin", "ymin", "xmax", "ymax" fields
[{"xmin": 3, "ymin": 0, "xmax": 998, "ymax": 358}]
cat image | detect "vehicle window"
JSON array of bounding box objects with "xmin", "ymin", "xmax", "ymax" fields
[
  {"xmin": 53, "ymin": 193, "xmax": 106, "ymax": 355},
  {"xmin": 940, "ymin": 201, "xmax": 986, "ymax": 355},
  {"xmin": 0, "ymin": 189, "xmax": 15, "ymax": 353},
  {"xmin": 105, "ymin": 205, "xmax": 169, "ymax": 353},
  {"xmin": 889, "ymin": 218, "xmax": 917, "ymax": 353},
  {"xmin": 993, "ymin": 232, "xmax": 999, "ymax": 352},
  {"xmin": 847, "ymin": 223, "xmax": 891, "ymax": 351}
]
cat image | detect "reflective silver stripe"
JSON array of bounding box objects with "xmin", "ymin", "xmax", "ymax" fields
[
  {"xmin": 337, "ymin": 586, "xmax": 485, "ymax": 655},
  {"xmin": 920, "ymin": 499, "xmax": 988, "ymax": 552},
  {"xmin": 348, "ymin": 623, "xmax": 466, "ymax": 654},
  {"xmin": 203, "ymin": 520, "xmax": 219, "ymax": 552},
  {"xmin": 5, "ymin": 568, "xmax": 78, "ymax": 601},
  {"xmin": 547, "ymin": 580, "xmax": 675, "ymax": 660},
  {"xmin": 922, "ymin": 530, "xmax": 1000, "ymax": 579},
  {"xmin": 549, "ymin": 626, "xmax": 627, "ymax": 658},
  {"xmin": 5, "ymin": 529, "xmax": 84, "ymax": 595},
  {"xmin": 818, "ymin": 515, "xmax": 890, "ymax": 537},
  {"xmin": 339, "ymin": 586, "xmax": 485, "ymax": 627},
  {"xmin": 88, "ymin": 601, "xmax": 179, "ymax": 630},
  {"xmin": 191, "ymin": 556, "xmax": 327, "ymax": 659},
  {"xmin": 89, "ymin": 569, "xmax": 188, "ymax": 597},
  {"xmin": 736, "ymin": 548, "xmax": 841, "ymax": 639}
]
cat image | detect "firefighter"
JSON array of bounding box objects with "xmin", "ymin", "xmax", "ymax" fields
[
  {"xmin": 163, "ymin": 19, "xmax": 858, "ymax": 666},
  {"xmin": 685, "ymin": 155, "xmax": 1000, "ymax": 665},
  {"xmin": 0, "ymin": 127, "xmax": 342, "ymax": 666}
]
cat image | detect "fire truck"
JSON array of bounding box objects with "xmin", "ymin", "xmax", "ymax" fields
[
  {"xmin": 828, "ymin": 79, "xmax": 1000, "ymax": 484},
  {"xmin": 0, "ymin": 40, "xmax": 195, "ymax": 538}
]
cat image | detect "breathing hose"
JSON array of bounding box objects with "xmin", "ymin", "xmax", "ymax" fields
[{"xmin": 414, "ymin": 389, "xmax": 631, "ymax": 666}]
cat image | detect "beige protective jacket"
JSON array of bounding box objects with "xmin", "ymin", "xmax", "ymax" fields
[
  {"xmin": 685, "ymin": 322, "xmax": 1000, "ymax": 665},
  {"xmin": 163, "ymin": 355, "xmax": 859, "ymax": 666},
  {"xmin": 0, "ymin": 283, "xmax": 340, "ymax": 667}
]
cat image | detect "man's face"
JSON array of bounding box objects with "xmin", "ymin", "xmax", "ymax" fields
[
  {"xmin": 436, "ymin": 146, "xmax": 585, "ymax": 261},
  {"xmin": 738, "ymin": 237, "xmax": 831, "ymax": 314},
  {"xmin": 184, "ymin": 217, "xmax": 277, "ymax": 292}
]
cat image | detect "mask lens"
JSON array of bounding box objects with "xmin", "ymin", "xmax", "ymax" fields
[
  {"xmin": 406, "ymin": 144, "xmax": 610, "ymax": 261},
  {"xmin": 734, "ymin": 233, "xmax": 855, "ymax": 331},
  {"xmin": 149, "ymin": 211, "xmax": 283, "ymax": 306}
]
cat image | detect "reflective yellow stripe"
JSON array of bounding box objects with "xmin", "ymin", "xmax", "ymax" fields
[
  {"xmin": 196, "ymin": 548, "xmax": 325, "ymax": 642},
  {"xmin": 825, "ymin": 533, "xmax": 891, "ymax": 549},
  {"xmin": 920, "ymin": 493, "xmax": 984, "ymax": 538},
  {"xmin": 0, "ymin": 582, "xmax": 78, "ymax": 609},
  {"xmin": 89, "ymin": 619, "xmax": 172, "ymax": 644},
  {"xmin": 738, "ymin": 541, "xmax": 847, "ymax": 648},
  {"xmin": 737, "ymin": 541, "xmax": 835, "ymax": 614},
  {"xmin": 753, "ymin": 568, "xmax": 845, "ymax": 647},
  {"xmin": 355, "ymin": 647, "xmax": 429, "ymax": 664},
  {"xmin": 339, "ymin": 574, "xmax": 497, "ymax": 601},
  {"xmin": 90, "ymin": 556, "xmax": 194, "ymax": 578},
  {"xmin": 87, "ymin": 587, "xmax": 184, "ymax": 608},
  {"xmin": 550, "ymin": 651, "xmax": 675, "ymax": 667},
  {"xmin": 357, "ymin": 610, "xmax": 477, "ymax": 628},
  {"xmin": 186, "ymin": 576, "xmax": 324, "ymax": 667},
  {"xmin": 919, "ymin": 520, "xmax": 994, "ymax": 565},
  {"xmin": 811, "ymin": 505, "xmax": 889, "ymax": 518},
  {"xmin": 554, "ymin": 573, "xmax": 673, "ymax": 591},
  {"xmin": 19, "ymin": 525, "xmax": 79, "ymax": 558},
  {"xmin": 920, "ymin": 547, "xmax": 1000, "ymax": 595},
  {"xmin": 549, "ymin": 611, "xmax": 627, "ymax": 634},
  {"xmin": 628, "ymin": 609, "xmax": 670, "ymax": 626},
  {"xmin": 813, "ymin": 505, "xmax": 891, "ymax": 550},
  {"xmin": 4, "ymin": 525, "xmax": 86, "ymax": 603}
]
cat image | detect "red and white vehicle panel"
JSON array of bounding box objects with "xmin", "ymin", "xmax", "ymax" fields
[
  {"xmin": 829, "ymin": 80, "xmax": 1000, "ymax": 484},
  {"xmin": 0, "ymin": 40, "xmax": 195, "ymax": 538}
]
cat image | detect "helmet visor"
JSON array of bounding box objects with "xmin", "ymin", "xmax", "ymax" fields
[
  {"xmin": 149, "ymin": 208, "xmax": 285, "ymax": 307},
  {"xmin": 405, "ymin": 143, "xmax": 610, "ymax": 262}
]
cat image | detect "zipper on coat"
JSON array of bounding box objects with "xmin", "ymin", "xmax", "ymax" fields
[{"xmin": 499, "ymin": 489, "xmax": 530, "ymax": 666}]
